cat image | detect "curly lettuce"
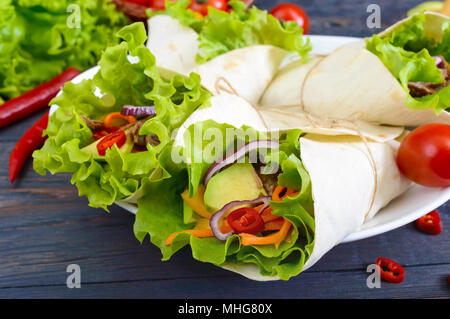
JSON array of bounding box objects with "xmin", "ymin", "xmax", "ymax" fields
[
  {"xmin": 0, "ymin": 0, "xmax": 128, "ymax": 101},
  {"xmin": 153, "ymin": 0, "xmax": 311, "ymax": 63},
  {"xmin": 33, "ymin": 22, "xmax": 211, "ymax": 210},
  {"xmin": 134, "ymin": 121, "xmax": 315, "ymax": 280},
  {"xmin": 366, "ymin": 13, "xmax": 450, "ymax": 113}
]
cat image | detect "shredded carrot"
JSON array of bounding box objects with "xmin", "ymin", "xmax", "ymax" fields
[
  {"xmin": 181, "ymin": 185, "xmax": 212, "ymax": 219},
  {"xmin": 262, "ymin": 219, "xmax": 284, "ymax": 231},
  {"xmin": 442, "ymin": 0, "xmax": 450, "ymax": 16},
  {"xmin": 240, "ymin": 219, "xmax": 292, "ymax": 248},
  {"xmin": 272, "ymin": 186, "xmax": 299, "ymax": 201},
  {"xmin": 164, "ymin": 229, "xmax": 214, "ymax": 246},
  {"xmin": 104, "ymin": 112, "xmax": 136, "ymax": 128}
]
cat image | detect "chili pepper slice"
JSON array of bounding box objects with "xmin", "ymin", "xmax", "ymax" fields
[
  {"xmin": 97, "ymin": 130, "xmax": 127, "ymax": 156},
  {"xmin": 93, "ymin": 126, "xmax": 120, "ymax": 140},
  {"xmin": 227, "ymin": 207, "xmax": 265, "ymax": 235},
  {"xmin": 416, "ymin": 211, "xmax": 442, "ymax": 235},
  {"xmin": 0, "ymin": 68, "xmax": 81, "ymax": 129},
  {"xmin": 9, "ymin": 112, "xmax": 49, "ymax": 183},
  {"xmin": 375, "ymin": 257, "xmax": 405, "ymax": 284},
  {"xmin": 104, "ymin": 112, "xmax": 136, "ymax": 128}
]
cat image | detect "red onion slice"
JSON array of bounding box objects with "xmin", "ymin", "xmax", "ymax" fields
[
  {"xmin": 121, "ymin": 105, "xmax": 156, "ymax": 117},
  {"xmin": 203, "ymin": 140, "xmax": 280, "ymax": 186},
  {"xmin": 209, "ymin": 196, "xmax": 271, "ymax": 241},
  {"xmin": 433, "ymin": 56, "xmax": 444, "ymax": 68}
]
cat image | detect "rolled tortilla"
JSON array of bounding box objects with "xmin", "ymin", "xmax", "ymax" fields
[
  {"xmin": 147, "ymin": 15, "xmax": 289, "ymax": 104},
  {"xmin": 260, "ymin": 12, "xmax": 450, "ymax": 126},
  {"xmin": 174, "ymin": 92, "xmax": 405, "ymax": 147},
  {"xmin": 223, "ymin": 134, "xmax": 411, "ymax": 281},
  {"xmin": 176, "ymin": 93, "xmax": 410, "ymax": 281}
]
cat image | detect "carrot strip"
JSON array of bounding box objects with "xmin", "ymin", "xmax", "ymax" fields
[
  {"xmin": 104, "ymin": 112, "xmax": 136, "ymax": 128},
  {"xmin": 164, "ymin": 229, "xmax": 214, "ymax": 246},
  {"xmin": 240, "ymin": 219, "xmax": 292, "ymax": 249},
  {"xmin": 181, "ymin": 185, "xmax": 212, "ymax": 219},
  {"xmin": 262, "ymin": 219, "xmax": 284, "ymax": 231},
  {"xmin": 272, "ymin": 185, "xmax": 299, "ymax": 201}
]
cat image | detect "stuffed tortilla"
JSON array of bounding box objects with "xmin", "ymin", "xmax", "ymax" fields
[
  {"xmin": 134, "ymin": 92, "xmax": 411, "ymax": 281},
  {"xmin": 261, "ymin": 12, "xmax": 450, "ymax": 126}
]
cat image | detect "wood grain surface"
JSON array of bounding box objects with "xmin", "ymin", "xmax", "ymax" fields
[{"xmin": 0, "ymin": 0, "xmax": 448, "ymax": 299}]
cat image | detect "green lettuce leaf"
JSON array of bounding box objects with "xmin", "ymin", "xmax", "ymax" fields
[
  {"xmin": 156, "ymin": 0, "xmax": 311, "ymax": 63},
  {"xmin": 0, "ymin": 0, "xmax": 128, "ymax": 101},
  {"xmin": 366, "ymin": 13, "xmax": 450, "ymax": 113},
  {"xmin": 33, "ymin": 22, "xmax": 211, "ymax": 210},
  {"xmin": 134, "ymin": 121, "xmax": 315, "ymax": 280}
]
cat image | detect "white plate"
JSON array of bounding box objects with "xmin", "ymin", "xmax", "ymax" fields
[{"xmin": 51, "ymin": 35, "xmax": 450, "ymax": 243}]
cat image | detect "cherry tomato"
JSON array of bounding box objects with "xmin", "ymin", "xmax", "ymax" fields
[
  {"xmin": 227, "ymin": 207, "xmax": 264, "ymax": 235},
  {"xmin": 97, "ymin": 130, "xmax": 127, "ymax": 156},
  {"xmin": 126, "ymin": 0, "xmax": 152, "ymax": 6},
  {"xmin": 189, "ymin": 0, "xmax": 228, "ymax": 16},
  {"xmin": 396, "ymin": 123, "xmax": 450, "ymax": 188},
  {"xmin": 150, "ymin": 0, "xmax": 167, "ymax": 10},
  {"xmin": 270, "ymin": 3, "xmax": 309, "ymax": 34}
]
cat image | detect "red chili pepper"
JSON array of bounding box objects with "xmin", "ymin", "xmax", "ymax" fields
[
  {"xmin": 376, "ymin": 257, "xmax": 405, "ymax": 284},
  {"xmin": 9, "ymin": 112, "xmax": 49, "ymax": 183},
  {"xmin": 416, "ymin": 211, "xmax": 442, "ymax": 235},
  {"xmin": 0, "ymin": 68, "xmax": 81, "ymax": 129},
  {"xmin": 93, "ymin": 126, "xmax": 120, "ymax": 140},
  {"xmin": 227, "ymin": 207, "xmax": 265, "ymax": 235},
  {"xmin": 97, "ymin": 130, "xmax": 127, "ymax": 156}
]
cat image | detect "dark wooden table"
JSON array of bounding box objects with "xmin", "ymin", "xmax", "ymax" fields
[{"xmin": 0, "ymin": 0, "xmax": 449, "ymax": 299}]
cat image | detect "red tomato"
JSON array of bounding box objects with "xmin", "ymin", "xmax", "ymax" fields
[
  {"xmin": 126, "ymin": 0, "xmax": 152, "ymax": 6},
  {"xmin": 270, "ymin": 3, "xmax": 309, "ymax": 34},
  {"xmin": 189, "ymin": 0, "xmax": 228, "ymax": 16},
  {"xmin": 150, "ymin": 0, "xmax": 167, "ymax": 10},
  {"xmin": 396, "ymin": 123, "xmax": 450, "ymax": 188},
  {"xmin": 227, "ymin": 207, "xmax": 264, "ymax": 235}
]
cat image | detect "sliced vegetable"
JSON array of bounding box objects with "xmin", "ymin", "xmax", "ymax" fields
[
  {"xmin": 240, "ymin": 219, "xmax": 292, "ymax": 248},
  {"xmin": 270, "ymin": 3, "xmax": 309, "ymax": 34},
  {"xmin": 0, "ymin": 68, "xmax": 81, "ymax": 129},
  {"xmin": 209, "ymin": 196, "xmax": 271, "ymax": 241},
  {"xmin": 104, "ymin": 112, "xmax": 137, "ymax": 128},
  {"xmin": 97, "ymin": 130, "xmax": 127, "ymax": 156},
  {"xmin": 164, "ymin": 228, "xmax": 214, "ymax": 246},
  {"xmin": 416, "ymin": 211, "xmax": 442, "ymax": 235},
  {"xmin": 375, "ymin": 257, "xmax": 405, "ymax": 284},
  {"xmin": 272, "ymin": 185, "xmax": 299, "ymax": 201},
  {"xmin": 189, "ymin": 0, "xmax": 229, "ymax": 16},
  {"xmin": 181, "ymin": 185, "xmax": 212, "ymax": 219},
  {"xmin": 227, "ymin": 207, "xmax": 265, "ymax": 234},
  {"xmin": 93, "ymin": 126, "xmax": 120, "ymax": 141},
  {"xmin": 203, "ymin": 140, "xmax": 280, "ymax": 186},
  {"xmin": 9, "ymin": 112, "xmax": 49, "ymax": 183},
  {"xmin": 121, "ymin": 105, "xmax": 157, "ymax": 117},
  {"xmin": 396, "ymin": 123, "xmax": 450, "ymax": 188}
]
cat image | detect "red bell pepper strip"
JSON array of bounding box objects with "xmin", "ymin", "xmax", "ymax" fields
[
  {"xmin": 375, "ymin": 257, "xmax": 405, "ymax": 284},
  {"xmin": 97, "ymin": 130, "xmax": 127, "ymax": 156},
  {"xmin": 0, "ymin": 68, "xmax": 81, "ymax": 129},
  {"xmin": 9, "ymin": 112, "xmax": 49, "ymax": 183},
  {"xmin": 416, "ymin": 211, "xmax": 442, "ymax": 235}
]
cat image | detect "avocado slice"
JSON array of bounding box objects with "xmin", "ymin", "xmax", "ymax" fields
[
  {"xmin": 407, "ymin": 2, "xmax": 443, "ymax": 16},
  {"xmin": 81, "ymin": 130, "xmax": 134, "ymax": 160},
  {"xmin": 204, "ymin": 163, "xmax": 267, "ymax": 212}
]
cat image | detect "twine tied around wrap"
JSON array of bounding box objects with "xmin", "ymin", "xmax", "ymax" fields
[{"xmin": 213, "ymin": 71, "xmax": 379, "ymax": 221}]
